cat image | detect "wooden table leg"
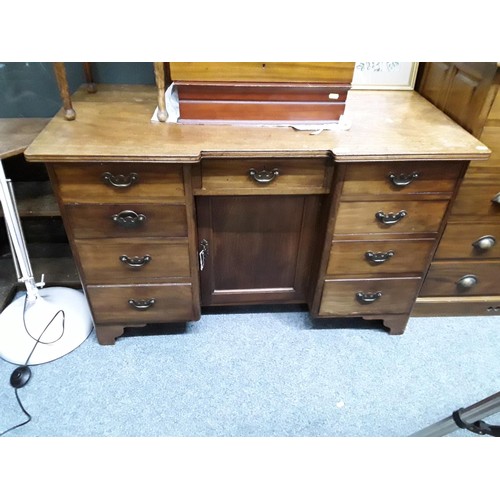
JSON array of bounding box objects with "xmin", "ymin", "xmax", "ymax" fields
[
  {"xmin": 95, "ymin": 324, "xmax": 126, "ymax": 345},
  {"xmin": 53, "ymin": 62, "xmax": 76, "ymax": 120},
  {"xmin": 153, "ymin": 62, "xmax": 168, "ymax": 122},
  {"xmin": 83, "ymin": 62, "xmax": 97, "ymax": 93}
]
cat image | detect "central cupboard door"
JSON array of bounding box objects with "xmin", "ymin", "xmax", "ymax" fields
[{"xmin": 196, "ymin": 195, "xmax": 323, "ymax": 305}]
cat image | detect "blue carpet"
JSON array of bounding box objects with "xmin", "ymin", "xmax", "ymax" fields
[{"xmin": 1, "ymin": 307, "xmax": 499, "ymax": 438}]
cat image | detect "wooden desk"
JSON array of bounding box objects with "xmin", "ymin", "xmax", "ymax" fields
[{"xmin": 24, "ymin": 85, "xmax": 490, "ymax": 344}]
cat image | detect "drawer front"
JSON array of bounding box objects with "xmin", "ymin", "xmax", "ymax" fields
[
  {"xmin": 177, "ymin": 82, "xmax": 350, "ymax": 102},
  {"xmin": 198, "ymin": 158, "xmax": 331, "ymax": 194},
  {"xmin": 76, "ymin": 239, "xmax": 191, "ymax": 284},
  {"xmin": 341, "ymin": 161, "xmax": 463, "ymax": 197},
  {"xmin": 450, "ymin": 166, "xmax": 500, "ymax": 217},
  {"xmin": 414, "ymin": 296, "xmax": 500, "ymax": 316},
  {"xmin": 326, "ymin": 239, "xmax": 435, "ymax": 276},
  {"xmin": 420, "ymin": 261, "xmax": 500, "ymax": 297},
  {"xmin": 53, "ymin": 163, "xmax": 185, "ymax": 203},
  {"xmin": 434, "ymin": 222, "xmax": 500, "ymax": 259},
  {"xmin": 334, "ymin": 201, "xmax": 449, "ymax": 235},
  {"xmin": 319, "ymin": 277, "xmax": 421, "ymax": 316},
  {"xmin": 86, "ymin": 283, "xmax": 196, "ymax": 324},
  {"xmin": 64, "ymin": 204, "xmax": 188, "ymax": 239},
  {"xmin": 179, "ymin": 100, "xmax": 346, "ymax": 123}
]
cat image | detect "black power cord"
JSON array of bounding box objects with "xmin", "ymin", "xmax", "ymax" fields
[
  {"xmin": 1, "ymin": 294, "xmax": 66, "ymax": 437},
  {"xmin": 0, "ymin": 388, "xmax": 32, "ymax": 437}
]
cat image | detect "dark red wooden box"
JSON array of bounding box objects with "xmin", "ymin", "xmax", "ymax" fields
[{"xmin": 175, "ymin": 81, "xmax": 351, "ymax": 124}]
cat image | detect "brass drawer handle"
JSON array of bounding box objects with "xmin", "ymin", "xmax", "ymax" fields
[
  {"xmin": 120, "ymin": 254, "xmax": 152, "ymax": 268},
  {"xmin": 388, "ymin": 172, "xmax": 419, "ymax": 187},
  {"xmin": 249, "ymin": 168, "xmax": 280, "ymax": 184},
  {"xmin": 365, "ymin": 250, "xmax": 395, "ymax": 264},
  {"xmin": 111, "ymin": 210, "xmax": 146, "ymax": 227},
  {"xmin": 128, "ymin": 298, "xmax": 155, "ymax": 310},
  {"xmin": 472, "ymin": 235, "xmax": 496, "ymax": 250},
  {"xmin": 356, "ymin": 291, "xmax": 382, "ymax": 303},
  {"xmin": 102, "ymin": 172, "xmax": 138, "ymax": 188},
  {"xmin": 375, "ymin": 210, "xmax": 407, "ymax": 225},
  {"xmin": 491, "ymin": 193, "xmax": 500, "ymax": 205},
  {"xmin": 456, "ymin": 274, "xmax": 478, "ymax": 289}
]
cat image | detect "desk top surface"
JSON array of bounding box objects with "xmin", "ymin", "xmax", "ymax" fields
[{"xmin": 24, "ymin": 84, "xmax": 490, "ymax": 163}]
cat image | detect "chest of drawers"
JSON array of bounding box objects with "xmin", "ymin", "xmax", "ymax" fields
[
  {"xmin": 24, "ymin": 85, "xmax": 489, "ymax": 344},
  {"xmin": 47, "ymin": 161, "xmax": 201, "ymax": 344},
  {"xmin": 311, "ymin": 160, "xmax": 466, "ymax": 333},
  {"xmin": 418, "ymin": 165, "xmax": 500, "ymax": 311},
  {"xmin": 415, "ymin": 62, "xmax": 500, "ymax": 316}
]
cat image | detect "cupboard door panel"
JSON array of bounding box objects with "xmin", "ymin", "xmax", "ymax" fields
[
  {"xmin": 197, "ymin": 195, "xmax": 322, "ymax": 305},
  {"xmin": 418, "ymin": 62, "xmax": 453, "ymax": 108}
]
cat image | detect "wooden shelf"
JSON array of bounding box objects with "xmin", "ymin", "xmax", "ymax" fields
[
  {"xmin": 0, "ymin": 118, "xmax": 49, "ymax": 160},
  {"xmin": 0, "ymin": 256, "xmax": 80, "ymax": 311},
  {"xmin": 0, "ymin": 181, "xmax": 59, "ymax": 217},
  {"xmin": 0, "ymin": 118, "xmax": 78, "ymax": 312}
]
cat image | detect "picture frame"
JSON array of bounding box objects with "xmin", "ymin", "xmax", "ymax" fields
[{"xmin": 351, "ymin": 62, "xmax": 419, "ymax": 90}]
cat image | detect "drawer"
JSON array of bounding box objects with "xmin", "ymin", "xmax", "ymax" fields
[
  {"xmin": 75, "ymin": 239, "xmax": 191, "ymax": 284},
  {"xmin": 334, "ymin": 200, "xmax": 449, "ymax": 235},
  {"xmin": 434, "ymin": 222, "xmax": 500, "ymax": 259},
  {"xmin": 413, "ymin": 296, "xmax": 500, "ymax": 317},
  {"xmin": 420, "ymin": 261, "xmax": 500, "ymax": 297},
  {"xmin": 64, "ymin": 204, "xmax": 187, "ymax": 239},
  {"xmin": 319, "ymin": 277, "xmax": 421, "ymax": 316},
  {"xmin": 52, "ymin": 163, "xmax": 185, "ymax": 203},
  {"xmin": 450, "ymin": 166, "xmax": 500, "ymax": 217},
  {"xmin": 197, "ymin": 158, "xmax": 332, "ymax": 195},
  {"xmin": 86, "ymin": 283, "xmax": 196, "ymax": 324},
  {"xmin": 340, "ymin": 161, "xmax": 463, "ymax": 197},
  {"xmin": 326, "ymin": 239, "xmax": 435, "ymax": 276}
]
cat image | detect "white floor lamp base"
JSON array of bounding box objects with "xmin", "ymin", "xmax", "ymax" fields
[{"xmin": 0, "ymin": 287, "xmax": 94, "ymax": 366}]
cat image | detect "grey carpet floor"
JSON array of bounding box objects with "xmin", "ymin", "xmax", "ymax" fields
[{"xmin": 1, "ymin": 305, "xmax": 499, "ymax": 437}]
